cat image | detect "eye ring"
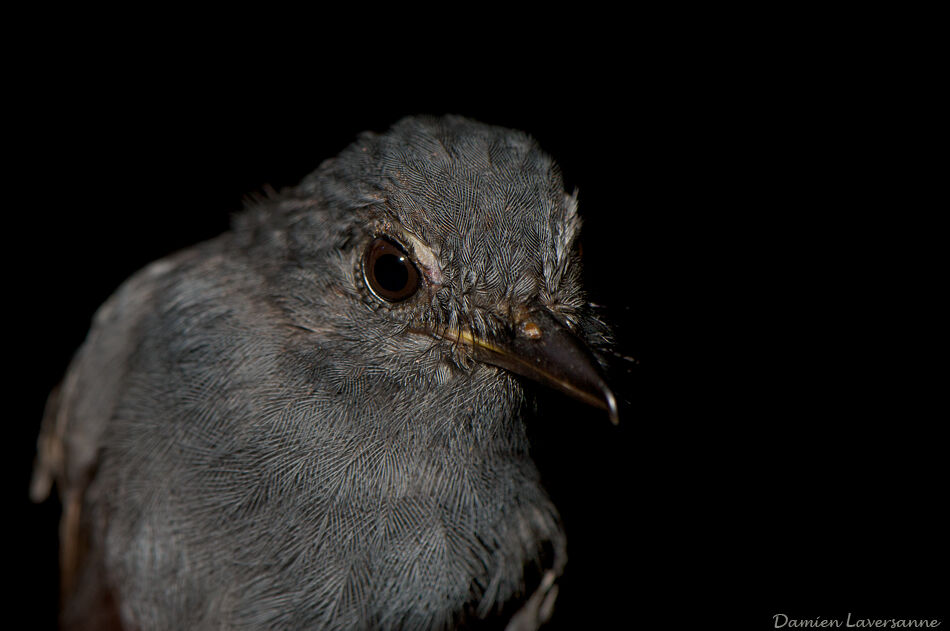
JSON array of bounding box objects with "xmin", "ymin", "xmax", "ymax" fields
[{"xmin": 362, "ymin": 236, "xmax": 421, "ymax": 303}]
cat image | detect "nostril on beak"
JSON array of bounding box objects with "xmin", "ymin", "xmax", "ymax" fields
[{"xmin": 520, "ymin": 320, "xmax": 542, "ymax": 340}]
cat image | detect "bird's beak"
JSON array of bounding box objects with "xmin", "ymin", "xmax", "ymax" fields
[{"xmin": 439, "ymin": 309, "xmax": 619, "ymax": 425}]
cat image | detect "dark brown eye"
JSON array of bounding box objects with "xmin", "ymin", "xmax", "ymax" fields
[{"xmin": 363, "ymin": 237, "xmax": 420, "ymax": 302}]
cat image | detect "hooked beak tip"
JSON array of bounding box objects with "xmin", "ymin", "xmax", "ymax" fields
[{"xmin": 604, "ymin": 388, "xmax": 619, "ymax": 426}]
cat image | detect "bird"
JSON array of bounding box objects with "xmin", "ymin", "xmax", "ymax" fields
[{"xmin": 31, "ymin": 114, "xmax": 618, "ymax": 630}]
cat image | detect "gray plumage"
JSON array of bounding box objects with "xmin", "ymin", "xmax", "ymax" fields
[{"xmin": 32, "ymin": 115, "xmax": 614, "ymax": 630}]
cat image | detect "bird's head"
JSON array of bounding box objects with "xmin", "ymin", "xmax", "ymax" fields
[{"xmin": 237, "ymin": 115, "xmax": 617, "ymax": 425}]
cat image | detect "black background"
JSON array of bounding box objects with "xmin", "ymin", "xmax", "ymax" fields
[{"xmin": 9, "ymin": 10, "xmax": 944, "ymax": 630}]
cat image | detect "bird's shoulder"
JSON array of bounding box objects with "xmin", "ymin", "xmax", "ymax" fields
[{"xmin": 30, "ymin": 238, "xmax": 232, "ymax": 503}]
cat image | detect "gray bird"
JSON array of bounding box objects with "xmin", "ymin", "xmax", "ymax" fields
[{"xmin": 31, "ymin": 115, "xmax": 617, "ymax": 630}]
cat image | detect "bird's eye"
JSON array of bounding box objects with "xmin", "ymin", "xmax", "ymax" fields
[{"xmin": 363, "ymin": 237, "xmax": 420, "ymax": 302}]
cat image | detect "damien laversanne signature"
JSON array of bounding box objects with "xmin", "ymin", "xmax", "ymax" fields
[{"xmin": 773, "ymin": 614, "xmax": 942, "ymax": 629}]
